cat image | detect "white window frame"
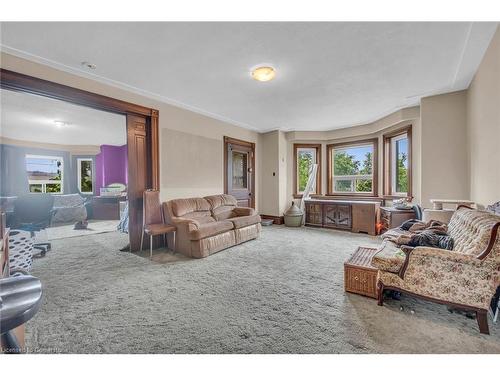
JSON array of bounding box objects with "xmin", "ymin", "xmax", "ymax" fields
[
  {"xmin": 390, "ymin": 133, "xmax": 408, "ymax": 196},
  {"xmin": 26, "ymin": 154, "xmax": 64, "ymax": 194},
  {"xmin": 296, "ymin": 147, "xmax": 318, "ymax": 194},
  {"xmin": 331, "ymin": 143, "xmax": 374, "ymax": 194},
  {"xmin": 77, "ymin": 158, "xmax": 94, "ymax": 195}
]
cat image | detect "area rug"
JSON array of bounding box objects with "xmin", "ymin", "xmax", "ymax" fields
[
  {"xmin": 46, "ymin": 220, "xmax": 120, "ymax": 240},
  {"xmin": 26, "ymin": 226, "xmax": 500, "ymax": 353}
]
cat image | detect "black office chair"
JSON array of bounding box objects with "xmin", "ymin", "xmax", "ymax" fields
[
  {"xmin": 0, "ymin": 275, "xmax": 43, "ymax": 353},
  {"xmin": 12, "ymin": 194, "xmax": 55, "ymax": 256}
]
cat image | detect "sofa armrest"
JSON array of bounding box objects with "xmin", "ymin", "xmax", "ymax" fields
[
  {"xmin": 233, "ymin": 207, "xmax": 256, "ymax": 217},
  {"xmin": 171, "ymin": 217, "xmax": 200, "ymax": 230}
]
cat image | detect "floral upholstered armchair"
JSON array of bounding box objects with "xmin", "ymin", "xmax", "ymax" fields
[{"xmin": 375, "ymin": 206, "xmax": 500, "ymax": 334}]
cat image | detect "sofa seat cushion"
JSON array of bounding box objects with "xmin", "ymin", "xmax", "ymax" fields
[
  {"xmin": 371, "ymin": 239, "xmax": 407, "ymax": 273},
  {"xmin": 227, "ymin": 214, "xmax": 261, "ymax": 229},
  {"xmin": 192, "ymin": 216, "xmax": 216, "ymax": 225},
  {"xmin": 204, "ymin": 194, "xmax": 238, "ymax": 220},
  {"xmin": 188, "ymin": 220, "xmax": 234, "ymax": 240}
]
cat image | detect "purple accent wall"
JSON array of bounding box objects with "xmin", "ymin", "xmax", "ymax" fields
[{"xmin": 95, "ymin": 144, "xmax": 128, "ymax": 195}]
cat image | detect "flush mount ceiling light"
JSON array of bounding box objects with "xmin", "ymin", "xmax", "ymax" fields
[
  {"xmin": 81, "ymin": 61, "xmax": 97, "ymax": 70},
  {"xmin": 251, "ymin": 66, "xmax": 276, "ymax": 82},
  {"xmin": 54, "ymin": 120, "xmax": 69, "ymax": 128}
]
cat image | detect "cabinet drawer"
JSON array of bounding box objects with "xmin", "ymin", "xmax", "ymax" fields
[{"xmin": 344, "ymin": 266, "xmax": 378, "ymax": 298}]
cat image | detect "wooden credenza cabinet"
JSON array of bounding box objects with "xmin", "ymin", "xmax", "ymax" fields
[
  {"xmin": 305, "ymin": 199, "xmax": 380, "ymax": 235},
  {"xmin": 324, "ymin": 203, "xmax": 351, "ymax": 230},
  {"xmin": 305, "ymin": 201, "xmax": 323, "ymax": 227}
]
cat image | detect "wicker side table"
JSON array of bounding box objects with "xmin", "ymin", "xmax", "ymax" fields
[{"xmin": 344, "ymin": 247, "xmax": 379, "ymax": 299}]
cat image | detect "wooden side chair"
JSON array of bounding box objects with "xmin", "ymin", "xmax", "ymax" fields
[{"xmin": 140, "ymin": 190, "xmax": 176, "ymax": 259}]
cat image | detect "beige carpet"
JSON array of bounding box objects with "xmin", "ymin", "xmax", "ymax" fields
[
  {"xmin": 46, "ymin": 220, "xmax": 120, "ymax": 240},
  {"xmin": 26, "ymin": 226, "xmax": 500, "ymax": 353}
]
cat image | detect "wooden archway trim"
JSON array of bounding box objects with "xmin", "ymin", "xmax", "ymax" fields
[
  {"xmin": 0, "ymin": 68, "xmax": 160, "ymax": 251},
  {"xmin": 0, "ymin": 68, "xmax": 153, "ymax": 117}
]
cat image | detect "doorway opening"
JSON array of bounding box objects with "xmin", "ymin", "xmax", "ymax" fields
[
  {"xmin": 224, "ymin": 136, "xmax": 255, "ymax": 208},
  {"xmin": 0, "ymin": 69, "xmax": 159, "ymax": 252},
  {"xmin": 1, "ymin": 88, "xmax": 128, "ymax": 245}
]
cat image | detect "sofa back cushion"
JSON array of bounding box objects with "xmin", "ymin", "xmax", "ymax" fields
[
  {"xmin": 166, "ymin": 197, "xmax": 214, "ymax": 223},
  {"xmin": 204, "ymin": 194, "xmax": 238, "ymax": 221},
  {"xmin": 448, "ymin": 207, "xmax": 500, "ymax": 257}
]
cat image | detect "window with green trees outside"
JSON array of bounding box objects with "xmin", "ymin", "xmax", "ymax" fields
[
  {"xmin": 383, "ymin": 126, "xmax": 411, "ymax": 197},
  {"xmin": 391, "ymin": 134, "xmax": 409, "ymax": 195},
  {"xmin": 78, "ymin": 158, "xmax": 94, "ymax": 194},
  {"xmin": 329, "ymin": 141, "xmax": 376, "ymax": 194},
  {"xmin": 295, "ymin": 144, "xmax": 321, "ymax": 196}
]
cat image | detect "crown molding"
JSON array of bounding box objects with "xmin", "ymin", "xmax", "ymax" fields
[{"xmin": 0, "ymin": 45, "xmax": 263, "ymax": 133}]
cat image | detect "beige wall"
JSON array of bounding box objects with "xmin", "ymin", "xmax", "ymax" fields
[
  {"xmin": 0, "ymin": 52, "xmax": 261, "ymax": 210},
  {"xmin": 278, "ymin": 130, "xmax": 288, "ymax": 215},
  {"xmin": 259, "ymin": 130, "xmax": 289, "ymax": 216},
  {"xmin": 467, "ymin": 26, "xmax": 500, "ymax": 209},
  {"xmin": 259, "ymin": 131, "xmax": 279, "ymax": 216},
  {"xmin": 420, "ymin": 90, "xmax": 469, "ymax": 208}
]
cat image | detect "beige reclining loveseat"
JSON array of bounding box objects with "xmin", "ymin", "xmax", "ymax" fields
[{"xmin": 163, "ymin": 194, "xmax": 261, "ymax": 258}]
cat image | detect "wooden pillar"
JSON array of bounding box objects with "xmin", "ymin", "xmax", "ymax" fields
[{"xmin": 127, "ymin": 114, "xmax": 148, "ymax": 251}]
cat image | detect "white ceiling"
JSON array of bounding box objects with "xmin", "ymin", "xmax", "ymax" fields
[
  {"xmin": 1, "ymin": 22, "xmax": 498, "ymax": 132},
  {"xmin": 0, "ymin": 89, "xmax": 126, "ymax": 145}
]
